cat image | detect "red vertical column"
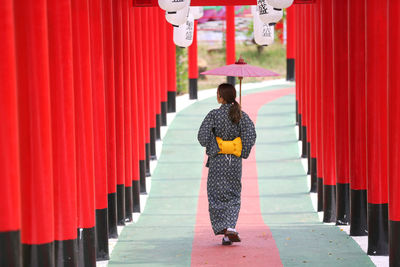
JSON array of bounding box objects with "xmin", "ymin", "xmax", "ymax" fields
[
  {"xmin": 314, "ymin": 0, "xmax": 324, "ymax": 212},
  {"xmin": 321, "ymin": 0, "xmax": 336, "ymax": 223},
  {"xmin": 142, "ymin": 8, "xmax": 152, "ymax": 176},
  {"xmin": 286, "ymin": 5, "xmax": 295, "ymax": 83},
  {"xmin": 88, "ymin": 0, "xmax": 109, "ymax": 259},
  {"xmin": 300, "ymin": 5, "xmax": 308, "ymax": 159},
  {"xmin": 148, "ymin": 8, "xmax": 158, "ymax": 161},
  {"xmin": 295, "ymin": 4, "xmax": 302, "ymax": 140},
  {"xmin": 167, "ymin": 23, "xmax": 177, "ymax": 113},
  {"xmin": 154, "ymin": 8, "xmax": 162, "ymax": 140},
  {"xmin": 122, "ymin": 0, "xmax": 133, "ymax": 222},
  {"xmin": 332, "ymin": 0, "xmax": 350, "ymax": 226},
  {"xmin": 388, "ymin": 2, "xmax": 400, "ymax": 265},
  {"xmin": 226, "ymin": 5, "xmax": 236, "ymax": 85},
  {"xmin": 365, "ymin": 0, "xmax": 389, "ymax": 256},
  {"xmin": 159, "ymin": 9, "xmax": 169, "ymax": 126},
  {"xmin": 189, "ymin": 20, "xmax": 199, "ymax": 100},
  {"xmin": 102, "ymin": 0, "xmax": 119, "ymax": 238},
  {"xmin": 113, "ymin": 0, "xmax": 126, "ymax": 225},
  {"xmin": 134, "ymin": 8, "xmax": 149, "ymax": 193},
  {"xmin": 0, "ymin": 2, "xmax": 21, "ymax": 265},
  {"xmin": 14, "ymin": 0, "xmax": 54, "ymax": 265},
  {"xmin": 304, "ymin": 5, "xmax": 311, "ymax": 177},
  {"xmin": 348, "ymin": 0, "xmax": 367, "ymax": 237},
  {"xmin": 47, "ymin": 0, "xmax": 78, "ymax": 264},
  {"xmin": 130, "ymin": 6, "xmax": 141, "ymax": 212},
  {"xmin": 309, "ymin": 3, "xmax": 318, "ymax": 194},
  {"xmin": 71, "ymin": 0, "xmax": 96, "ymax": 264}
]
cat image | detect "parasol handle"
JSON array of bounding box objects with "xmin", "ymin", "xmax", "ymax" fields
[{"xmin": 239, "ymin": 77, "xmax": 243, "ymax": 106}]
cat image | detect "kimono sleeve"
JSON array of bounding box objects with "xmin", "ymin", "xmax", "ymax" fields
[
  {"xmin": 239, "ymin": 112, "xmax": 257, "ymax": 159},
  {"xmin": 197, "ymin": 110, "xmax": 220, "ymax": 157}
]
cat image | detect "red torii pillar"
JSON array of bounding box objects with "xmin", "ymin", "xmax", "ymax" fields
[
  {"xmin": 226, "ymin": 5, "xmax": 236, "ymax": 86},
  {"xmin": 102, "ymin": 0, "xmax": 119, "ymax": 238},
  {"xmin": 159, "ymin": 9, "xmax": 169, "ymax": 126},
  {"xmin": 388, "ymin": 2, "xmax": 400, "ymax": 265},
  {"xmin": 332, "ymin": 0, "xmax": 350, "ymax": 225},
  {"xmin": 141, "ymin": 8, "xmax": 153, "ymax": 176},
  {"xmin": 286, "ymin": 6, "xmax": 296, "ymax": 82},
  {"xmin": 348, "ymin": 0, "xmax": 367, "ymax": 237},
  {"xmin": 0, "ymin": 2, "xmax": 21, "ymax": 265},
  {"xmin": 295, "ymin": 4, "xmax": 302, "ymax": 140},
  {"xmin": 365, "ymin": 0, "xmax": 389, "ymax": 256},
  {"xmin": 134, "ymin": 8, "xmax": 149, "ymax": 193},
  {"xmin": 113, "ymin": 0, "xmax": 126, "ymax": 226},
  {"xmin": 71, "ymin": 0, "xmax": 97, "ymax": 264},
  {"xmin": 321, "ymin": 0, "xmax": 336, "ymax": 223},
  {"xmin": 88, "ymin": 0, "xmax": 109, "ymax": 259},
  {"xmin": 14, "ymin": 0, "xmax": 55, "ymax": 265},
  {"xmin": 304, "ymin": 5, "xmax": 311, "ymax": 177},
  {"xmin": 129, "ymin": 6, "xmax": 141, "ymax": 212},
  {"xmin": 167, "ymin": 22, "xmax": 177, "ymax": 113},
  {"xmin": 314, "ymin": 0, "xmax": 324, "ymax": 212},
  {"xmin": 47, "ymin": 0, "xmax": 78, "ymax": 264},
  {"xmin": 154, "ymin": 8, "xmax": 162, "ymax": 140},
  {"xmin": 122, "ymin": 0, "xmax": 133, "ymax": 222},
  {"xmin": 308, "ymin": 3, "xmax": 317, "ymax": 193},
  {"xmin": 189, "ymin": 20, "xmax": 199, "ymax": 100},
  {"xmin": 299, "ymin": 5, "xmax": 308, "ymax": 159}
]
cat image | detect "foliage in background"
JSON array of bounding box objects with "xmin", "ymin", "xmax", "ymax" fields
[{"xmin": 176, "ymin": 46, "xmax": 188, "ymax": 95}]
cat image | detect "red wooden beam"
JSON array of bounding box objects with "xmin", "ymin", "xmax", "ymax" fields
[{"xmin": 133, "ymin": 0, "xmax": 311, "ymax": 7}]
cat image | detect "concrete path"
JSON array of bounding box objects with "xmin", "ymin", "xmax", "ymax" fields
[{"xmin": 108, "ymin": 84, "xmax": 373, "ymax": 267}]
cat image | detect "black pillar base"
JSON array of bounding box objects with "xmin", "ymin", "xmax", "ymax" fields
[
  {"xmin": 189, "ymin": 78, "xmax": 198, "ymax": 100},
  {"xmin": 0, "ymin": 231, "xmax": 21, "ymax": 266},
  {"xmin": 350, "ymin": 189, "xmax": 368, "ymax": 236},
  {"xmin": 390, "ymin": 220, "xmax": 400, "ymax": 267},
  {"xmin": 117, "ymin": 184, "xmax": 126, "ymax": 226},
  {"xmin": 23, "ymin": 241, "xmax": 54, "ymax": 267},
  {"xmin": 150, "ymin": 128, "xmax": 157, "ymax": 160},
  {"xmin": 307, "ymin": 142, "xmax": 311, "ymax": 175},
  {"xmin": 287, "ymin": 58, "xmax": 295, "ymax": 81},
  {"xmin": 139, "ymin": 159, "xmax": 147, "ymax": 194},
  {"xmin": 368, "ymin": 203, "xmax": 389, "ymax": 255},
  {"xmin": 107, "ymin": 193, "xmax": 118, "ymax": 238},
  {"xmin": 132, "ymin": 180, "xmax": 141, "ymax": 213},
  {"xmin": 310, "ymin": 158, "xmax": 317, "ymax": 193},
  {"xmin": 161, "ymin": 101, "xmax": 167, "ymax": 126},
  {"xmin": 336, "ymin": 183, "xmax": 350, "ymax": 225},
  {"xmin": 301, "ymin": 126, "xmax": 307, "ymax": 158},
  {"xmin": 296, "ymin": 100, "xmax": 299, "ymax": 125},
  {"xmin": 95, "ymin": 208, "xmax": 109, "ymax": 261},
  {"xmin": 167, "ymin": 91, "xmax": 176, "ymax": 113},
  {"xmin": 298, "ymin": 114, "xmax": 302, "ymax": 141},
  {"xmin": 156, "ymin": 114, "xmax": 161, "ymax": 140},
  {"xmin": 317, "ymin": 177, "xmax": 324, "ymax": 212},
  {"xmin": 125, "ymin": 186, "xmax": 133, "ymax": 222},
  {"xmin": 145, "ymin": 143, "xmax": 151, "ymax": 177},
  {"xmin": 55, "ymin": 239, "xmax": 78, "ymax": 266},
  {"xmin": 77, "ymin": 227, "xmax": 96, "ymax": 267},
  {"xmin": 323, "ymin": 184, "xmax": 336, "ymax": 223},
  {"xmin": 227, "ymin": 76, "xmax": 236, "ymax": 86}
]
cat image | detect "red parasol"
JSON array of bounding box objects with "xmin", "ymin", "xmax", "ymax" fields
[{"xmin": 201, "ymin": 56, "xmax": 280, "ymax": 105}]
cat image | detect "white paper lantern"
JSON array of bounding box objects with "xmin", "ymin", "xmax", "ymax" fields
[
  {"xmin": 173, "ymin": 13, "xmax": 194, "ymax": 48},
  {"xmin": 158, "ymin": 0, "xmax": 190, "ymax": 12},
  {"xmin": 252, "ymin": 6, "xmax": 275, "ymax": 46},
  {"xmin": 266, "ymin": 0, "xmax": 294, "ymax": 9},
  {"xmin": 166, "ymin": 5, "xmax": 190, "ymax": 27},
  {"xmin": 190, "ymin": 6, "xmax": 204, "ymax": 20},
  {"xmin": 257, "ymin": 0, "xmax": 283, "ymax": 26}
]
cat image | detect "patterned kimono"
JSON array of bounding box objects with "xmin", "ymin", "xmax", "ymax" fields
[{"xmin": 198, "ymin": 104, "xmax": 256, "ymax": 235}]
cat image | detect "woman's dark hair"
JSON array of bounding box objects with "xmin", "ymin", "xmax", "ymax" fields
[{"xmin": 218, "ymin": 83, "xmax": 242, "ymax": 124}]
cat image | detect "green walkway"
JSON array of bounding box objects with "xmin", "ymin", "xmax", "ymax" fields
[{"xmin": 108, "ymin": 84, "xmax": 373, "ymax": 266}]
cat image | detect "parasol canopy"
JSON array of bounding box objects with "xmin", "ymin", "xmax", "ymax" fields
[{"xmin": 201, "ymin": 57, "xmax": 279, "ymax": 104}]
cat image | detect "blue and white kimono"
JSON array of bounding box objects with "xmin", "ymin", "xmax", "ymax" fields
[{"xmin": 198, "ymin": 103, "xmax": 256, "ymax": 235}]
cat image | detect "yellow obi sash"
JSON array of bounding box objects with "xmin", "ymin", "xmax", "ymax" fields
[{"xmin": 216, "ymin": 137, "xmax": 242, "ymax": 157}]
